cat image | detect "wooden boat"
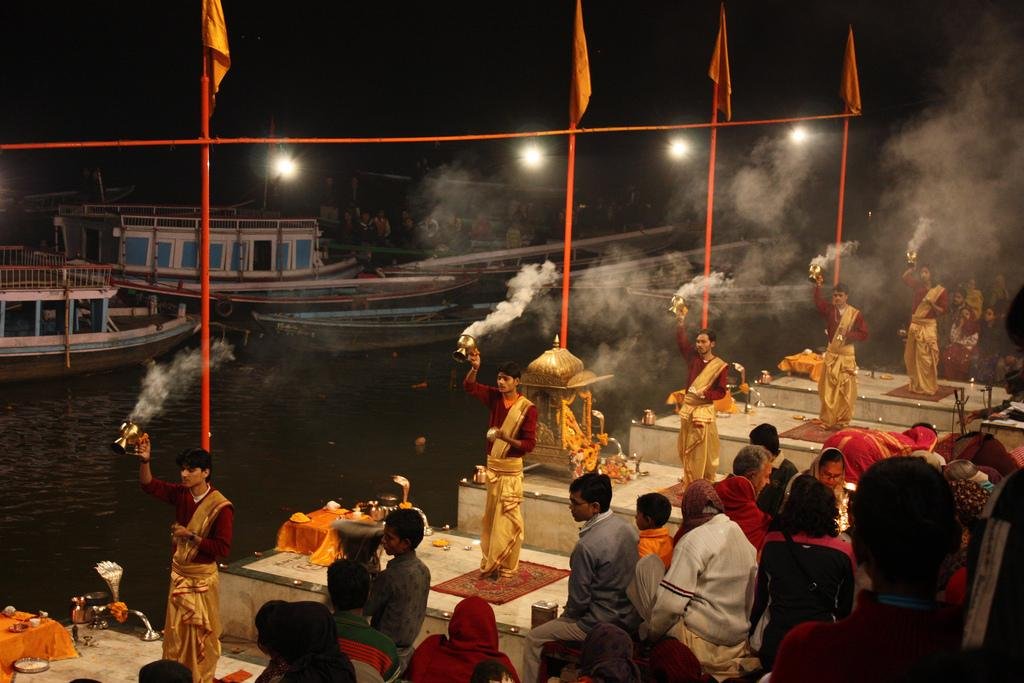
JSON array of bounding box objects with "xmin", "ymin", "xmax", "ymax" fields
[
  {"xmin": 252, "ymin": 303, "xmax": 495, "ymax": 353},
  {"xmin": 383, "ymin": 224, "xmax": 680, "ymax": 277},
  {"xmin": 53, "ymin": 202, "xmax": 360, "ymax": 282},
  {"xmin": 628, "ymin": 283, "xmax": 809, "ymax": 310},
  {"xmin": 0, "ymin": 247, "xmax": 197, "ymax": 383}
]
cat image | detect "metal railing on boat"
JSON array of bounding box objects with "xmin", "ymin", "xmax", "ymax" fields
[
  {"xmin": 0, "ymin": 264, "xmax": 111, "ymax": 289},
  {"xmin": 0, "ymin": 246, "xmax": 67, "ymax": 267}
]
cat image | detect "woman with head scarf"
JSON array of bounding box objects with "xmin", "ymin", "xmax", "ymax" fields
[
  {"xmin": 749, "ymin": 475, "xmax": 856, "ymax": 671},
  {"xmin": 257, "ymin": 601, "xmax": 355, "ymax": 683},
  {"xmin": 638, "ymin": 480, "xmax": 759, "ymax": 680},
  {"xmin": 806, "ymin": 447, "xmax": 851, "ymax": 531},
  {"xmin": 576, "ymin": 623, "xmax": 640, "ymax": 683},
  {"xmin": 406, "ymin": 596, "xmax": 519, "ymax": 683},
  {"xmin": 938, "ymin": 479, "xmax": 990, "ymax": 599},
  {"xmin": 942, "ymin": 306, "xmax": 980, "ymax": 381}
]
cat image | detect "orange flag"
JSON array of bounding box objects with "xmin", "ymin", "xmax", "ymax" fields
[
  {"xmin": 707, "ymin": 3, "xmax": 732, "ymax": 121},
  {"xmin": 570, "ymin": 0, "xmax": 592, "ymax": 128},
  {"xmin": 202, "ymin": 0, "xmax": 231, "ymax": 112},
  {"xmin": 840, "ymin": 25, "xmax": 862, "ymax": 115}
]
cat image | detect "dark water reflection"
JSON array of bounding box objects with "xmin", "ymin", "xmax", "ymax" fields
[{"xmin": 0, "ymin": 303, "xmax": 895, "ymax": 625}]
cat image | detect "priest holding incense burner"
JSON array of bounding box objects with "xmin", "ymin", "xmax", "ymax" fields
[
  {"xmin": 813, "ymin": 277, "xmax": 869, "ymax": 428},
  {"xmin": 464, "ymin": 349, "xmax": 537, "ymax": 580},
  {"xmin": 902, "ymin": 263, "xmax": 948, "ymax": 395}
]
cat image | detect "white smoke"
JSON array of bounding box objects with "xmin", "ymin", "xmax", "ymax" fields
[
  {"xmin": 811, "ymin": 241, "xmax": 860, "ymax": 269},
  {"xmin": 462, "ymin": 261, "xmax": 559, "ymax": 338},
  {"xmin": 906, "ymin": 217, "xmax": 933, "ymax": 253},
  {"xmin": 129, "ymin": 341, "xmax": 236, "ymax": 423},
  {"xmin": 729, "ymin": 135, "xmax": 816, "ymax": 228},
  {"xmin": 673, "ymin": 271, "xmax": 733, "ymax": 301}
]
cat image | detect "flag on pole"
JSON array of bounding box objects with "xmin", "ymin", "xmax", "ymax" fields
[
  {"xmin": 202, "ymin": 0, "xmax": 231, "ymax": 112},
  {"xmin": 570, "ymin": 0, "xmax": 591, "ymax": 128},
  {"xmin": 840, "ymin": 25, "xmax": 861, "ymax": 115},
  {"xmin": 707, "ymin": 3, "xmax": 731, "ymax": 121}
]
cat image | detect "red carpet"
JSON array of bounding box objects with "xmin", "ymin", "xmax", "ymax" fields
[
  {"xmin": 779, "ymin": 421, "xmax": 840, "ymax": 444},
  {"xmin": 431, "ymin": 561, "xmax": 570, "ymax": 605},
  {"xmin": 884, "ymin": 384, "xmax": 958, "ymax": 402},
  {"xmin": 657, "ymin": 481, "xmax": 687, "ymax": 508}
]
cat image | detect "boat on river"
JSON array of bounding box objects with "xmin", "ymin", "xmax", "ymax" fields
[
  {"xmin": 0, "ymin": 247, "xmax": 197, "ymax": 383},
  {"xmin": 382, "ymin": 224, "xmax": 681, "ymax": 277},
  {"xmin": 251, "ymin": 302, "xmax": 495, "ymax": 352}
]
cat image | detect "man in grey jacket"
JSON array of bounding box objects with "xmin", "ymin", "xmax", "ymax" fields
[{"xmin": 521, "ymin": 472, "xmax": 640, "ymax": 683}]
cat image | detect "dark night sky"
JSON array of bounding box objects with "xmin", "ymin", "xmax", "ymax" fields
[{"xmin": 0, "ymin": 1, "xmax": 1018, "ymax": 208}]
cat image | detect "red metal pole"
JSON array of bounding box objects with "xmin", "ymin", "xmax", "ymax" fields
[
  {"xmin": 560, "ymin": 128, "xmax": 577, "ymax": 348},
  {"xmin": 200, "ymin": 53, "xmax": 211, "ymax": 452},
  {"xmin": 702, "ymin": 83, "xmax": 719, "ymax": 328},
  {"xmin": 833, "ymin": 116, "xmax": 850, "ymax": 286}
]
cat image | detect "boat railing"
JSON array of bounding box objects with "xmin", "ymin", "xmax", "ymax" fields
[
  {"xmin": 0, "ymin": 264, "xmax": 112, "ymax": 290},
  {"xmin": 59, "ymin": 203, "xmax": 280, "ymax": 218},
  {"xmin": 0, "ymin": 246, "xmax": 67, "ymax": 267}
]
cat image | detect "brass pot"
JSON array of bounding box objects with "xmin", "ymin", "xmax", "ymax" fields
[
  {"xmin": 641, "ymin": 409, "xmax": 655, "ymax": 426},
  {"xmin": 667, "ymin": 295, "xmax": 688, "ymax": 319},
  {"xmin": 111, "ymin": 420, "xmax": 143, "ymax": 455},
  {"xmin": 808, "ymin": 264, "xmax": 824, "ymax": 284},
  {"xmin": 451, "ymin": 334, "xmax": 478, "ymax": 363},
  {"xmin": 473, "ymin": 465, "xmax": 488, "ymax": 485},
  {"xmin": 906, "ymin": 250, "xmax": 917, "ymax": 266}
]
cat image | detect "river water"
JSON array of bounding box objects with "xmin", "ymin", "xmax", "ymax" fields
[{"xmin": 0, "ymin": 300, "xmax": 894, "ymax": 626}]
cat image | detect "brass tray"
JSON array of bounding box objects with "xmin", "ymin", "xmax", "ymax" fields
[{"xmin": 13, "ymin": 657, "xmax": 50, "ymax": 673}]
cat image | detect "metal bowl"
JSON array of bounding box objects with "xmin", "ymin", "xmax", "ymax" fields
[{"xmin": 14, "ymin": 657, "xmax": 50, "ymax": 673}]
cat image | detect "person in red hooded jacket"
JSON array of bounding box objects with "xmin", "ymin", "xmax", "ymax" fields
[
  {"xmin": 406, "ymin": 596, "xmax": 520, "ymax": 683},
  {"xmin": 714, "ymin": 445, "xmax": 773, "ymax": 553}
]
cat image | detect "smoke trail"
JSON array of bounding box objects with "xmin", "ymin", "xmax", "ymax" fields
[
  {"xmin": 129, "ymin": 341, "xmax": 236, "ymax": 423},
  {"xmin": 906, "ymin": 217, "xmax": 933, "ymax": 253},
  {"xmin": 462, "ymin": 261, "xmax": 559, "ymax": 338},
  {"xmin": 810, "ymin": 241, "xmax": 860, "ymax": 269},
  {"xmin": 673, "ymin": 272, "xmax": 732, "ymax": 302}
]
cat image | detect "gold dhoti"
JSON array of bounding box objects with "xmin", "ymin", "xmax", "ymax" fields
[
  {"xmin": 818, "ymin": 344, "xmax": 857, "ymax": 428},
  {"xmin": 479, "ymin": 456, "xmax": 524, "ymax": 577},
  {"xmin": 163, "ymin": 561, "xmax": 221, "ymax": 683},
  {"xmin": 678, "ymin": 399, "xmax": 719, "ymax": 487},
  {"xmin": 905, "ymin": 316, "xmax": 939, "ymax": 395}
]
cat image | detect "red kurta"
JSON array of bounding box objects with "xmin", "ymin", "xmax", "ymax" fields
[
  {"xmin": 814, "ymin": 286, "xmax": 869, "ymax": 343},
  {"xmin": 141, "ymin": 478, "xmax": 234, "ymax": 563},
  {"xmin": 902, "ymin": 272, "xmax": 948, "ymax": 319},
  {"xmin": 464, "ymin": 379, "xmax": 538, "ymax": 456},
  {"xmin": 676, "ymin": 327, "xmax": 728, "ymax": 399}
]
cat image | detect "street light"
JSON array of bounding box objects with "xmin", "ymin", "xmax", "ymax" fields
[
  {"xmin": 789, "ymin": 126, "xmax": 808, "ymax": 144},
  {"xmin": 668, "ymin": 139, "xmax": 689, "ymax": 159},
  {"xmin": 520, "ymin": 144, "xmax": 543, "ymax": 169},
  {"xmin": 263, "ymin": 152, "xmax": 299, "ymax": 210}
]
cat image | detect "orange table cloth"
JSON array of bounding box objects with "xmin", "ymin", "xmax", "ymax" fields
[
  {"xmin": 778, "ymin": 351, "xmax": 824, "ymax": 383},
  {"xmin": 0, "ymin": 615, "xmax": 77, "ymax": 683},
  {"xmin": 275, "ymin": 509, "xmax": 374, "ymax": 566}
]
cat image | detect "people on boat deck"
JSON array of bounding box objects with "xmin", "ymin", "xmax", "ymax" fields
[
  {"xmin": 714, "ymin": 445, "xmax": 773, "ymax": 553},
  {"xmin": 635, "ymin": 492, "xmax": 674, "ymax": 569},
  {"xmin": 812, "ymin": 280, "xmax": 869, "ymax": 429},
  {"xmin": 137, "ymin": 440, "xmax": 233, "ymax": 683},
  {"xmin": 521, "ymin": 473, "xmax": 639, "ymax": 683},
  {"xmin": 363, "ymin": 509, "xmax": 430, "ymax": 673},
  {"xmin": 902, "ymin": 263, "xmax": 948, "ymax": 395},
  {"xmin": 326, "ymin": 559, "xmax": 400, "ymax": 682},
  {"xmin": 464, "ymin": 352, "xmax": 538, "ymax": 580},
  {"xmin": 771, "ymin": 457, "xmax": 963, "ymax": 683},
  {"xmin": 671, "ymin": 309, "xmax": 729, "ymax": 487}
]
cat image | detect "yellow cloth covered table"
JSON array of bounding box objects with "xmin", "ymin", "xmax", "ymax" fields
[
  {"xmin": 0, "ymin": 616, "xmax": 78, "ymax": 683},
  {"xmin": 275, "ymin": 508, "xmax": 373, "ymax": 567},
  {"xmin": 778, "ymin": 351, "xmax": 824, "ymax": 382}
]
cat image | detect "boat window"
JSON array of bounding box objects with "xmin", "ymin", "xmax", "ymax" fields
[
  {"xmin": 181, "ymin": 241, "xmax": 198, "ymax": 268},
  {"xmin": 155, "ymin": 242, "xmax": 173, "ymax": 269},
  {"xmin": 295, "ymin": 239, "xmax": 312, "ymax": 269},
  {"xmin": 231, "ymin": 242, "xmax": 247, "ymax": 271},
  {"xmin": 210, "ymin": 243, "xmax": 225, "ymax": 269},
  {"xmin": 125, "ymin": 237, "xmax": 149, "ymax": 266},
  {"xmin": 276, "ymin": 243, "xmax": 290, "ymax": 271},
  {"xmin": 253, "ymin": 240, "xmax": 273, "ymax": 271}
]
